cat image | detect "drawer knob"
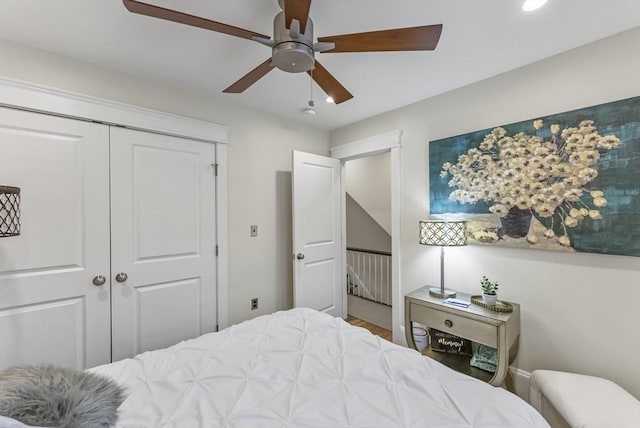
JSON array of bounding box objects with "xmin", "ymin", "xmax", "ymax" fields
[{"xmin": 445, "ymin": 319, "xmax": 453, "ymax": 328}]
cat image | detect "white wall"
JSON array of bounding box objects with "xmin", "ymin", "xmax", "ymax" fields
[
  {"xmin": 346, "ymin": 152, "xmax": 391, "ymax": 233},
  {"xmin": 346, "ymin": 194, "xmax": 391, "ymax": 253},
  {"xmin": 0, "ymin": 38, "xmax": 330, "ymax": 326},
  {"xmin": 330, "ymin": 27, "xmax": 640, "ymax": 398}
]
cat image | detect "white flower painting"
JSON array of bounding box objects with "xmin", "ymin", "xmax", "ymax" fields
[
  {"xmin": 439, "ymin": 119, "xmax": 620, "ymax": 248},
  {"xmin": 429, "ymin": 96, "xmax": 640, "ymax": 256}
]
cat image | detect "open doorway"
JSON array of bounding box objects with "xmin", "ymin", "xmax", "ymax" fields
[
  {"xmin": 344, "ymin": 153, "xmax": 392, "ymax": 333},
  {"xmin": 330, "ymin": 129, "xmax": 402, "ymax": 344}
]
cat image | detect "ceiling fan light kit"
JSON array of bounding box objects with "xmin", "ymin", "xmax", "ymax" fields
[
  {"xmin": 123, "ymin": 0, "xmax": 443, "ymax": 105},
  {"xmin": 271, "ymin": 11, "xmax": 315, "ymax": 73}
]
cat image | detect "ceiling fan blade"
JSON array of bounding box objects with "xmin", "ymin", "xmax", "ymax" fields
[
  {"xmin": 307, "ymin": 61, "xmax": 353, "ymax": 104},
  {"xmin": 284, "ymin": 0, "xmax": 312, "ymax": 34},
  {"xmin": 123, "ymin": 0, "xmax": 269, "ymax": 41},
  {"xmin": 318, "ymin": 24, "xmax": 443, "ymax": 53},
  {"xmin": 223, "ymin": 59, "xmax": 275, "ymax": 93}
]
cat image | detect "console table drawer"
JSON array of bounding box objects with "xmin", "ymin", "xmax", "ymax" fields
[{"xmin": 410, "ymin": 303, "xmax": 497, "ymax": 347}]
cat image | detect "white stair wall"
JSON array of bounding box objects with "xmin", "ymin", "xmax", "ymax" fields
[{"xmin": 345, "ymin": 152, "xmax": 391, "ymax": 234}]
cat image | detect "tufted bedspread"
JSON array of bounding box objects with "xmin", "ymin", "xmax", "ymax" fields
[{"xmin": 90, "ymin": 308, "xmax": 549, "ymax": 428}]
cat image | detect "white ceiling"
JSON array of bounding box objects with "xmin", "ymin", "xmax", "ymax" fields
[{"xmin": 0, "ymin": 1, "xmax": 639, "ymax": 130}]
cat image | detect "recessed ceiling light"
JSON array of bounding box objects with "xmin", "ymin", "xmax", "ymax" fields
[
  {"xmin": 326, "ymin": 96, "xmax": 335, "ymax": 104},
  {"xmin": 522, "ymin": 0, "xmax": 547, "ymax": 11}
]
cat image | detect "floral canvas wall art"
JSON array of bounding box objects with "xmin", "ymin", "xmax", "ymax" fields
[{"xmin": 429, "ymin": 96, "xmax": 640, "ymax": 257}]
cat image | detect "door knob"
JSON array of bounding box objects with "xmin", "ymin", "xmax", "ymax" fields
[
  {"xmin": 92, "ymin": 275, "xmax": 106, "ymax": 286},
  {"xmin": 296, "ymin": 253, "xmax": 305, "ymax": 260},
  {"xmin": 115, "ymin": 272, "xmax": 128, "ymax": 283}
]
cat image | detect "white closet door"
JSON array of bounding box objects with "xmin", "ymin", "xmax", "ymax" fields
[
  {"xmin": 110, "ymin": 127, "xmax": 217, "ymax": 361},
  {"xmin": 0, "ymin": 107, "xmax": 111, "ymax": 370}
]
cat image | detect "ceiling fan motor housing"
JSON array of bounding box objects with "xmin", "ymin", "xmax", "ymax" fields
[{"xmin": 272, "ymin": 12, "xmax": 314, "ymax": 73}]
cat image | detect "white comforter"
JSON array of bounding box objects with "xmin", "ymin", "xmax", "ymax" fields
[{"xmin": 90, "ymin": 308, "xmax": 549, "ymax": 428}]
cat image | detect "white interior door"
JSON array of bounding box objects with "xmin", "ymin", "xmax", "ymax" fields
[
  {"xmin": 110, "ymin": 127, "xmax": 217, "ymax": 361},
  {"xmin": 0, "ymin": 107, "xmax": 111, "ymax": 370},
  {"xmin": 292, "ymin": 151, "xmax": 343, "ymax": 317}
]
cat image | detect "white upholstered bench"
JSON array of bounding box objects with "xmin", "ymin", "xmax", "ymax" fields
[{"xmin": 529, "ymin": 370, "xmax": 640, "ymax": 428}]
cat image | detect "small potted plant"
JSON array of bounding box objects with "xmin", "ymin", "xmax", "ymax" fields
[{"xmin": 480, "ymin": 276, "xmax": 499, "ymax": 306}]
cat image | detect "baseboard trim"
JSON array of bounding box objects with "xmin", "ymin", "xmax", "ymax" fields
[
  {"xmin": 509, "ymin": 367, "xmax": 532, "ymax": 402},
  {"xmin": 347, "ymin": 295, "xmax": 392, "ymax": 330}
]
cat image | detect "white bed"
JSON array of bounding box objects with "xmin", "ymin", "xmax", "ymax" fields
[{"xmin": 90, "ymin": 308, "xmax": 549, "ymax": 427}]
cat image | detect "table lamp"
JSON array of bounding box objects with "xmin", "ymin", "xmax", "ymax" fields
[{"xmin": 419, "ymin": 220, "xmax": 466, "ymax": 298}]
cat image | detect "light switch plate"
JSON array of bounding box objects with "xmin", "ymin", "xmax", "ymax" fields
[{"xmin": 250, "ymin": 225, "xmax": 258, "ymax": 237}]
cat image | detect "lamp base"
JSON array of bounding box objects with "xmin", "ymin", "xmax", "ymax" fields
[{"xmin": 428, "ymin": 287, "xmax": 457, "ymax": 298}]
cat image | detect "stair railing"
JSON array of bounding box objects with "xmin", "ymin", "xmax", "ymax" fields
[{"xmin": 346, "ymin": 247, "xmax": 391, "ymax": 306}]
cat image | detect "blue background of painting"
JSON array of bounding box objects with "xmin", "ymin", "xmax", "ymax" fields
[{"xmin": 428, "ymin": 96, "xmax": 640, "ymax": 257}]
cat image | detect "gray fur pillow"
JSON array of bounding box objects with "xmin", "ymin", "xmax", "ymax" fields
[{"xmin": 0, "ymin": 365, "xmax": 125, "ymax": 428}]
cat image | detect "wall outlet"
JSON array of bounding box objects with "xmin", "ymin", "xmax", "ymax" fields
[
  {"xmin": 251, "ymin": 298, "xmax": 258, "ymax": 310},
  {"xmin": 250, "ymin": 225, "xmax": 258, "ymax": 237}
]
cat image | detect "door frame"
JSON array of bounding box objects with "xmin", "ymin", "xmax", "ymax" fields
[
  {"xmin": 0, "ymin": 76, "xmax": 231, "ymax": 330},
  {"xmin": 330, "ymin": 129, "xmax": 402, "ymax": 344}
]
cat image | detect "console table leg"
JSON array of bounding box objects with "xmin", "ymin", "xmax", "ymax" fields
[{"xmin": 505, "ymin": 370, "xmax": 515, "ymax": 393}]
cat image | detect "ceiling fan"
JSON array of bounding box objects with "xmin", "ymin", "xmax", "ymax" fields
[{"xmin": 122, "ymin": 0, "xmax": 443, "ymax": 104}]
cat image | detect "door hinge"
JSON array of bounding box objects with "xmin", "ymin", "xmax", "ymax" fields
[
  {"xmin": 215, "ymin": 245, "xmax": 219, "ymax": 256},
  {"xmin": 211, "ymin": 163, "xmax": 219, "ymax": 176},
  {"xmin": 216, "ymin": 324, "xmax": 219, "ymax": 332}
]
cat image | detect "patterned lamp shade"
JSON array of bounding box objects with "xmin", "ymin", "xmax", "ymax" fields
[
  {"xmin": 0, "ymin": 185, "xmax": 21, "ymax": 237},
  {"xmin": 419, "ymin": 220, "xmax": 466, "ymax": 247}
]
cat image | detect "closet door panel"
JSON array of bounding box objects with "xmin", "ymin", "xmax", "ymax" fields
[
  {"xmin": 134, "ymin": 144, "xmax": 201, "ymax": 258},
  {"xmin": 0, "ymin": 107, "xmax": 111, "ymax": 370},
  {"xmin": 110, "ymin": 128, "xmax": 216, "ymax": 361},
  {"xmin": 137, "ymin": 278, "xmax": 201, "ymax": 353}
]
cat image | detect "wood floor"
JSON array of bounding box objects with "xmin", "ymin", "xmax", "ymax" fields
[{"xmin": 346, "ymin": 315, "xmax": 392, "ymax": 341}]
